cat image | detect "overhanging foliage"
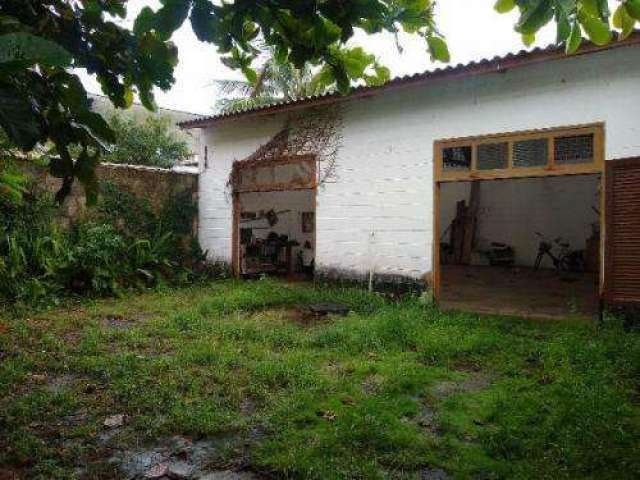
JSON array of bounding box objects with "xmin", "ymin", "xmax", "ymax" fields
[{"xmin": 0, "ymin": 0, "xmax": 637, "ymax": 202}]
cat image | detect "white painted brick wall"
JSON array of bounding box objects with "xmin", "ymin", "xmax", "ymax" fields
[{"xmin": 197, "ymin": 45, "xmax": 640, "ymax": 279}]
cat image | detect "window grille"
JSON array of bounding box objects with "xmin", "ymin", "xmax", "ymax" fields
[
  {"xmin": 513, "ymin": 138, "xmax": 548, "ymax": 168},
  {"xmin": 554, "ymin": 134, "xmax": 594, "ymax": 165},
  {"xmin": 477, "ymin": 142, "xmax": 509, "ymax": 170},
  {"xmin": 436, "ymin": 125, "xmax": 601, "ymax": 181}
]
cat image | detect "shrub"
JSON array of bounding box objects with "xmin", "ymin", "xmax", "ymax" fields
[
  {"xmin": 0, "ymin": 180, "xmax": 216, "ymax": 306},
  {"xmin": 104, "ymin": 114, "xmax": 191, "ymax": 168},
  {"xmin": 64, "ymin": 222, "xmax": 127, "ymax": 295},
  {"xmin": 0, "ymin": 192, "xmax": 69, "ymax": 304}
]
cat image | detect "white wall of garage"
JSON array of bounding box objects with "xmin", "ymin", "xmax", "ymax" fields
[{"xmin": 196, "ymin": 44, "xmax": 640, "ymax": 280}]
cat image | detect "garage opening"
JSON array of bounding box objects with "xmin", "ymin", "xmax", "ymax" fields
[
  {"xmin": 231, "ymin": 155, "xmax": 316, "ymax": 278},
  {"xmin": 438, "ymin": 175, "xmax": 601, "ymax": 318},
  {"xmin": 434, "ymin": 124, "xmax": 604, "ymax": 319}
]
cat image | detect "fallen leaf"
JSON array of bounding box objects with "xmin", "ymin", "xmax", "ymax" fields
[
  {"xmin": 321, "ymin": 410, "xmax": 337, "ymax": 421},
  {"xmin": 31, "ymin": 374, "xmax": 47, "ymax": 383},
  {"xmin": 103, "ymin": 414, "xmax": 125, "ymax": 428}
]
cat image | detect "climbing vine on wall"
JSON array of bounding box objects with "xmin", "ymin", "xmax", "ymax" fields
[
  {"xmin": 227, "ymin": 105, "xmax": 344, "ymax": 192},
  {"xmin": 288, "ymin": 105, "xmax": 343, "ymax": 185}
]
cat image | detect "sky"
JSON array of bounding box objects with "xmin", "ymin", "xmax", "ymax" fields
[{"xmin": 79, "ymin": 0, "xmax": 559, "ymax": 115}]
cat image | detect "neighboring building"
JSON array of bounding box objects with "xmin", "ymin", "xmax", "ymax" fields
[
  {"xmin": 181, "ymin": 34, "xmax": 640, "ymax": 318},
  {"xmin": 89, "ymin": 93, "xmax": 204, "ymax": 172}
]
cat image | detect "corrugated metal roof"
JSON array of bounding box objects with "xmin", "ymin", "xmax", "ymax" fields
[{"xmin": 179, "ymin": 32, "xmax": 640, "ymax": 129}]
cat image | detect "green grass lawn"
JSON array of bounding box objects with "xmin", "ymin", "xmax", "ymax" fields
[{"xmin": 1, "ymin": 280, "xmax": 639, "ymax": 479}]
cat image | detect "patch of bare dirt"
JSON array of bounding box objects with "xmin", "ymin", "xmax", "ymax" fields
[
  {"xmin": 24, "ymin": 372, "xmax": 82, "ymax": 395},
  {"xmin": 62, "ymin": 330, "xmax": 84, "ymax": 345},
  {"xmin": 100, "ymin": 312, "xmax": 158, "ymax": 331},
  {"xmin": 239, "ymin": 398, "xmax": 257, "ymax": 416},
  {"xmin": 432, "ymin": 374, "xmax": 494, "ymax": 400},
  {"xmin": 361, "ymin": 374, "xmax": 385, "ymax": 395},
  {"xmin": 414, "ymin": 402, "xmax": 439, "ymax": 435},
  {"xmin": 255, "ymin": 308, "xmax": 330, "ymax": 327},
  {"xmin": 102, "ymin": 314, "xmax": 135, "ymax": 330},
  {"xmin": 46, "ymin": 373, "xmax": 79, "ymax": 394},
  {"xmin": 417, "ymin": 467, "xmax": 450, "ymax": 479}
]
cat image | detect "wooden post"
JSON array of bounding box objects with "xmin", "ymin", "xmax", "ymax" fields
[{"xmin": 461, "ymin": 181, "xmax": 480, "ymax": 265}]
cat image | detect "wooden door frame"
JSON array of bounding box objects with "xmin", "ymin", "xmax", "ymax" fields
[
  {"xmin": 230, "ymin": 154, "xmax": 318, "ymax": 277},
  {"xmin": 432, "ymin": 123, "xmax": 606, "ymax": 306}
]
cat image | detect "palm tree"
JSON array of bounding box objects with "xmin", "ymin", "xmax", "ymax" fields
[{"xmin": 214, "ymin": 48, "xmax": 327, "ymax": 113}]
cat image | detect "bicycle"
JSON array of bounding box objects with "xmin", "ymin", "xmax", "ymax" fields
[{"xmin": 533, "ymin": 232, "xmax": 585, "ymax": 273}]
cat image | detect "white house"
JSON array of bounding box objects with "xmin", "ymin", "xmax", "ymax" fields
[{"xmin": 181, "ymin": 35, "xmax": 640, "ymax": 319}]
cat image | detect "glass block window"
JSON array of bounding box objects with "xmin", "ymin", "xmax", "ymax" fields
[
  {"xmin": 442, "ymin": 146, "xmax": 472, "ymax": 170},
  {"xmin": 554, "ymin": 134, "xmax": 594, "ymax": 165},
  {"xmin": 477, "ymin": 142, "xmax": 509, "ymax": 170},
  {"xmin": 513, "ymin": 138, "xmax": 548, "ymax": 168}
]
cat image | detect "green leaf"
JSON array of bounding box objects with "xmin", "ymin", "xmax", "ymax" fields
[
  {"xmin": 75, "ymin": 148, "xmax": 100, "ymax": 205},
  {"xmin": 123, "ymin": 88, "xmax": 134, "ymax": 108},
  {"xmin": 516, "ymin": 0, "xmax": 554, "ymax": 34},
  {"xmin": 0, "ymin": 33, "xmax": 72, "ymax": 67},
  {"xmin": 596, "ymin": 0, "xmax": 611, "ymax": 19},
  {"xmin": 625, "ymin": 0, "xmax": 640, "ymax": 21},
  {"xmin": 242, "ymin": 66, "xmax": 258, "ymax": 84},
  {"xmin": 75, "ymin": 109, "xmax": 116, "ymax": 145},
  {"xmin": 613, "ymin": 3, "xmax": 625, "ymax": 27},
  {"xmin": 580, "ymin": 0, "xmax": 602, "ymax": 17},
  {"xmin": 190, "ymin": 0, "xmax": 218, "ymax": 42},
  {"xmin": 556, "ymin": 0, "xmax": 577, "ymax": 14},
  {"xmin": 272, "ymin": 45, "xmax": 287, "ymax": 64},
  {"xmin": 133, "ymin": 0, "xmax": 189, "ymax": 40},
  {"xmin": 139, "ymin": 89, "xmax": 157, "ymax": 111},
  {"xmin": 375, "ymin": 64, "xmax": 391, "ymax": 82},
  {"xmin": 364, "ymin": 64, "xmax": 391, "ymax": 87},
  {"xmin": 0, "ymin": 87, "xmax": 41, "ymax": 150},
  {"xmin": 310, "ymin": 65, "xmax": 336, "ymax": 92},
  {"xmin": 49, "ymin": 155, "xmax": 74, "ymax": 179},
  {"xmin": 555, "ymin": 9, "xmax": 572, "ymax": 43},
  {"xmin": 522, "ymin": 32, "xmax": 536, "ymax": 46},
  {"xmin": 134, "ymin": 7, "xmax": 156, "ymax": 34},
  {"xmin": 613, "ymin": 4, "xmax": 636, "ymax": 39},
  {"xmin": 578, "ymin": 8, "xmax": 612, "ymax": 45},
  {"xmin": 339, "ymin": 47, "xmax": 375, "ymax": 78},
  {"xmin": 427, "ymin": 36, "xmax": 450, "ymax": 62},
  {"xmin": 311, "ymin": 19, "xmax": 342, "ymax": 47},
  {"xmin": 82, "ymin": 0, "xmax": 103, "ymax": 23},
  {"xmin": 154, "ymin": 0, "xmax": 190, "ymax": 40},
  {"xmin": 494, "ymin": 0, "xmax": 516, "ymax": 14},
  {"xmin": 566, "ymin": 20, "xmax": 583, "ymax": 53}
]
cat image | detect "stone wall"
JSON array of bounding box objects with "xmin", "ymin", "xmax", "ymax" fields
[{"xmin": 25, "ymin": 162, "xmax": 198, "ymax": 229}]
